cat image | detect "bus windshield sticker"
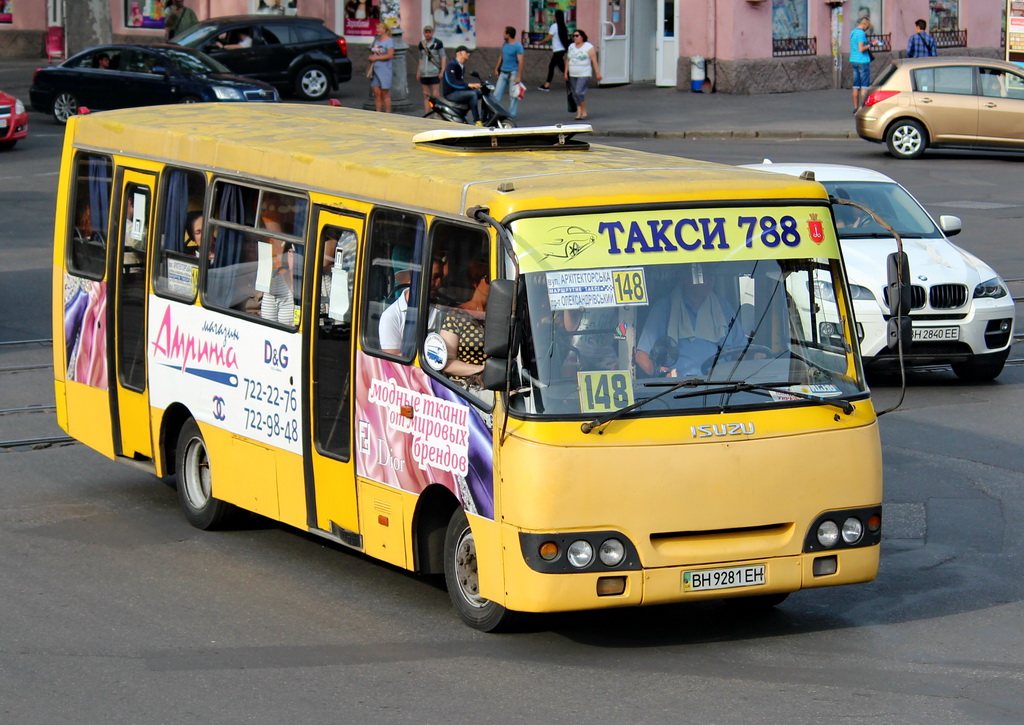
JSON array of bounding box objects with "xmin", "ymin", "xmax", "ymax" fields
[
  {"xmin": 255, "ymin": 240, "xmax": 273, "ymax": 293},
  {"xmin": 166, "ymin": 257, "xmax": 197, "ymax": 297},
  {"xmin": 131, "ymin": 192, "xmax": 146, "ymax": 243},
  {"xmin": 768, "ymin": 384, "xmax": 844, "ymax": 402},
  {"xmin": 422, "ymin": 332, "xmax": 448, "ymax": 371},
  {"xmin": 512, "ymin": 206, "xmax": 840, "ymax": 274},
  {"xmin": 546, "ymin": 267, "xmax": 648, "ymax": 311},
  {"xmin": 578, "ymin": 370, "xmax": 635, "ymax": 414}
]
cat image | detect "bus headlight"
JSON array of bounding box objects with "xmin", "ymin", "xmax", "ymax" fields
[
  {"xmin": 598, "ymin": 538, "xmax": 625, "ymax": 567},
  {"xmin": 841, "ymin": 517, "xmax": 864, "ymax": 545},
  {"xmin": 816, "ymin": 520, "xmax": 840, "ymax": 548},
  {"xmin": 567, "ymin": 540, "xmax": 594, "ymax": 568}
]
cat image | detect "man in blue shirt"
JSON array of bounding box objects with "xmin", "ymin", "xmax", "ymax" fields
[
  {"xmin": 906, "ymin": 19, "xmax": 938, "ymax": 58},
  {"xmin": 492, "ymin": 26, "xmax": 524, "ymax": 119},
  {"xmin": 849, "ymin": 16, "xmax": 874, "ymax": 113},
  {"xmin": 442, "ymin": 46, "xmax": 482, "ymax": 123}
]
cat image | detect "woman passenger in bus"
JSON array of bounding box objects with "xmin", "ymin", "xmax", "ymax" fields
[{"xmin": 439, "ymin": 259, "xmax": 489, "ymax": 383}]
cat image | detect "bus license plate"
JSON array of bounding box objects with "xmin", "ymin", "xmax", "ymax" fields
[
  {"xmin": 683, "ymin": 564, "xmax": 766, "ymax": 592},
  {"xmin": 913, "ymin": 326, "xmax": 959, "ymax": 341}
]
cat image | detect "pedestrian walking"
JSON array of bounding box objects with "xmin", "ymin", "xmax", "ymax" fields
[
  {"xmin": 493, "ymin": 26, "xmax": 524, "ymax": 119},
  {"xmin": 537, "ymin": 9, "xmax": 569, "ymax": 92},
  {"xmin": 416, "ymin": 25, "xmax": 446, "ymax": 115},
  {"xmin": 163, "ymin": 0, "xmax": 198, "ymax": 40},
  {"xmin": 565, "ymin": 29, "xmax": 601, "ymax": 121},
  {"xmin": 906, "ymin": 18, "xmax": 938, "ymax": 58},
  {"xmin": 369, "ymin": 21, "xmax": 395, "ymax": 113}
]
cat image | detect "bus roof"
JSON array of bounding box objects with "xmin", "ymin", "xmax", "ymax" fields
[{"xmin": 67, "ymin": 104, "xmax": 829, "ymax": 217}]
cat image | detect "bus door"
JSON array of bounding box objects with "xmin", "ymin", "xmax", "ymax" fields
[
  {"xmin": 112, "ymin": 169, "xmax": 156, "ymax": 459},
  {"xmin": 304, "ymin": 209, "xmax": 363, "ymax": 541}
]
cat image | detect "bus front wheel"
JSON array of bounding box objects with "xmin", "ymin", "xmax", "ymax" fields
[
  {"xmin": 175, "ymin": 419, "xmax": 240, "ymax": 530},
  {"xmin": 444, "ymin": 509, "xmax": 521, "ymax": 632}
]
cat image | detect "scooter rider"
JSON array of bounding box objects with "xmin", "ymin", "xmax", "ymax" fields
[{"xmin": 442, "ymin": 46, "xmax": 482, "ymax": 124}]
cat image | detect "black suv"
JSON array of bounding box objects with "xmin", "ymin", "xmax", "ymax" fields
[{"xmin": 172, "ymin": 15, "xmax": 352, "ymax": 101}]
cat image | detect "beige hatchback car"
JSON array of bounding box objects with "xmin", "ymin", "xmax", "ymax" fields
[{"xmin": 856, "ymin": 57, "xmax": 1024, "ymax": 159}]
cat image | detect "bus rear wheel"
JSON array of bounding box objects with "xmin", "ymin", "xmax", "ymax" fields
[
  {"xmin": 175, "ymin": 419, "xmax": 240, "ymax": 530},
  {"xmin": 444, "ymin": 509, "xmax": 521, "ymax": 632}
]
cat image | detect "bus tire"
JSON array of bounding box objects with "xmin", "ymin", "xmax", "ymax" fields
[
  {"xmin": 443, "ymin": 509, "xmax": 521, "ymax": 632},
  {"xmin": 175, "ymin": 419, "xmax": 239, "ymax": 530}
]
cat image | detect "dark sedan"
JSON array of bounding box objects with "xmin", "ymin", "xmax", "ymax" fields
[{"xmin": 30, "ymin": 44, "xmax": 279, "ymax": 124}]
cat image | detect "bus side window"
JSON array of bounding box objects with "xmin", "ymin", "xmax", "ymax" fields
[
  {"xmin": 429, "ymin": 223, "xmax": 491, "ymax": 401},
  {"xmin": 361, "ymin": 208, "xmax": 425, "ymax": 358},
  {"xmin": 68, "ymin": 153, "xmax": 112, "ymax": 280},
  {"xmin": 202, "ymin": 181, "xmax": 307, "ymax": 329},
  {"xmin": 154, "ymin": 167, "xmax": 206, "ymax": 300}
]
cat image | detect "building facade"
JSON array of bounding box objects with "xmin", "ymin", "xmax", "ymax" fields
[{"xmin": 0, "ymin": 0, "xmax": 1006, "ymax": 93}]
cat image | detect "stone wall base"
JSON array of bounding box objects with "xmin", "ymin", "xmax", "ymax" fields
[
  {"xmin": 0, "ymin": 31, "xmax": 47, "ymax": 59},
  {"xmin": 679, "ymin": 47, "xmax": 1003, "ymax": 95}
]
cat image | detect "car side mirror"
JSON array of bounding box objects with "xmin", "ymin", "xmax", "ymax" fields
[
  {"xmin": 938, "ymin": 214, "xmax": 962, "ymax": 237},
  {"xmin": 885, "ymin": 251, "xmax": 913, "ymax": 349}
]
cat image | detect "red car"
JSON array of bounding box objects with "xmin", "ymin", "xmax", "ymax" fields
[{"xmin": 0, "ymin": 90, "xmax": 29, "ymax": 150}]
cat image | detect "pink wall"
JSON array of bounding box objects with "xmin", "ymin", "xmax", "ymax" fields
[{"xmin": 2, "ymin": 1, "xmax": 47, "ymax": 28}]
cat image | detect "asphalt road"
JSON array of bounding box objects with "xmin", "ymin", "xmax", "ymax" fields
[{"xmin": 2, "ymin": 117, "xmax": 1023, "ymax": 724}]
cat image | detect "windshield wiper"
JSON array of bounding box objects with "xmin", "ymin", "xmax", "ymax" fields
[
  {"xmin": 580, "ymin": 377, "xmax": 855, "ymax": 434},
  {"xmin": 581, "ymin": 377, "xmax": 738, "ymax": 434},
  {"xmin": 675, "ymin": 380, "xmax": 855, "ymax": 415}
]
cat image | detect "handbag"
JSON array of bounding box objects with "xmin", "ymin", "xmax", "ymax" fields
[
  {"xmin": 566, "ymin": 81, "xmax": 577, "ymax": 113},
  {"xmin": 513, "ymin": 81, "xmax": 527, "ymax": 100},
  {"xmin": 366, "ymin": 61, "xmax": 374, "ymax": 79},
  {"xmin": 866, "ymin": 49, "xmax": 874, "ymax": 62}
]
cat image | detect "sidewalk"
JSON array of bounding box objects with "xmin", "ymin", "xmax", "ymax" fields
[{"xmin": 1, "ymin": 56, "xmax": 858, "ymax": 139}]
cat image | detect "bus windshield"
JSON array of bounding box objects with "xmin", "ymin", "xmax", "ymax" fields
[{"xmin": 508, "ymin": 212, "xmax": 866, "ymax": 418}]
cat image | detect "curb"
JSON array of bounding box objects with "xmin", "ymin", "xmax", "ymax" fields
[{"xmin": 593, "ymin": 129, "xmax": 855, "ymax": 140}]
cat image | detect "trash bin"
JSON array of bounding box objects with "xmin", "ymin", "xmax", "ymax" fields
[{"xmin": 690, "ymin": 55, "xmax": 705, "ymax": 93}]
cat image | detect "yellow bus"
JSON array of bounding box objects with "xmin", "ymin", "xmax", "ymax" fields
[{"xmin": 53, "ymin": 104, "xmax": 885, "ymax": 631}]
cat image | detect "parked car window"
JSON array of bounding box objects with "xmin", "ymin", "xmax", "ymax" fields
[
  {"xmin": 295, "ymin": 25, "xmax": 330, "ymax": 42},
  {"xmin": 913, "ymin": 66, "xmax": 973, "ymax": 95},
  {"xmin": 262, "ymin": 24, "xmax": 296, "ymax": 44},
  {"xmin": 162, "ymin": 47, "xmax": 231, "ymax": 76}
]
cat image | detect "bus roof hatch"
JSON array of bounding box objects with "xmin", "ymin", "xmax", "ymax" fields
[{"xmin": 412, "ymin": 124, "xmax": 593, "ymax": 152}]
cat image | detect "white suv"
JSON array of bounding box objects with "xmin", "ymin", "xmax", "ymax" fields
[{"xmin": 742, "ymin": 162, "xmax": 1015, "ymax": 381}]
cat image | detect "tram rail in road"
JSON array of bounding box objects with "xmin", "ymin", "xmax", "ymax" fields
[{"xmin": 0, "ymin": 339, "xmax": 74, "ymax": 449}]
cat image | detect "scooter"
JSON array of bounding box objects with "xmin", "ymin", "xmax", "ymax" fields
[{"xmin": 425, "ymin": 72, "xmax": 515, "ymax": 128}]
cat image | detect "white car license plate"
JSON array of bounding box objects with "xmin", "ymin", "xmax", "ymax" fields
[
  {"xmin": 0, "ymin": 118, "xmax": 7, "ymax": 129},
  {"xmin": 913, "ymin": 326, "xmax": 959, "ymax": 341},
  {"xmin": 683, "ymin": 564, "xmax": 766, "ymax": 592}
]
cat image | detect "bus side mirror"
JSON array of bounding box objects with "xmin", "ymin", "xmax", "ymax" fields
[
  {"xmin": 482, "ymin": 279, "xmax": 515, "ymax": 391},
  {"xmin": 885, "ymin": 251, "xmax": 913, "ymax": 349},
  {"xmin": 484, "ymin": 279, "xmax": 514, "ymax": 358}
]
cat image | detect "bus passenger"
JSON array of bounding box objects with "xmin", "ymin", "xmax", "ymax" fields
[
  {"xmin": 380, "ymin": 253, "xmax": 444, "ymax": 355},
  {"xmin": 184, "ymin": 210, "xmax": 204, "ymax": 256},
  {"xmin": 439, "ymin": 259, "xmax": 489, "ymax": 383},
  {"xmin": 635, "ymin": 265, "xmax": 744, "ymax": 378}
]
